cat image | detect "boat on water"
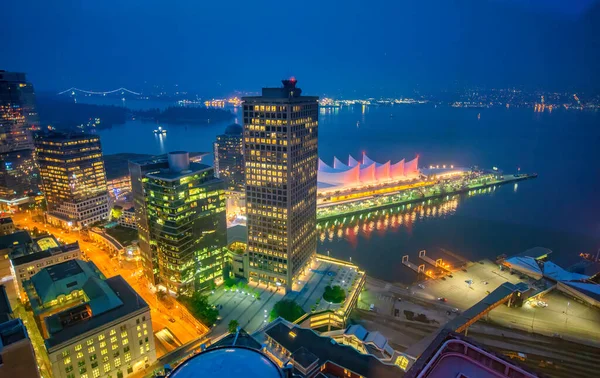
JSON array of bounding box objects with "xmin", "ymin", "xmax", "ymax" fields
[{"xmin": 154, "ymin": 126, "xmax": 167, "ymax": 134}]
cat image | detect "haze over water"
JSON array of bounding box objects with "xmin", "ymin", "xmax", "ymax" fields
[{"xmin": 95, "ymin": 101, "xmax": 600, "ymax": 284}]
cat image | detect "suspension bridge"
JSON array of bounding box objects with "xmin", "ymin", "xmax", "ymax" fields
[{"xmin": 57, "ymin": 87, "xmax": 141, "ymax": 96}]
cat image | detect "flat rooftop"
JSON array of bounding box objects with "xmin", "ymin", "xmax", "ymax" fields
[
  {"xmin": 145, "ymin": 162, "xmax": 213, "ymax": 181},
  {"xmin": 45, "ymin": 275, "xmax": 148, "ymax": 350},
  {"xmin": 11, "ymin": 241, "xmax": 79, "ymax": 267}
]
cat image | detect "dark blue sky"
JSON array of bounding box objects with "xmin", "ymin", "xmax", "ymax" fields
[{"xmin": 3, "ymin": 0, "xmax": 599, "ymax": 97}]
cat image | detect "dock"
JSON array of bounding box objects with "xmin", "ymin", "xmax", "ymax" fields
[
  {"xmin": 317, "ymin": 173, "xmax": 537, "ymax": 222},
  {"xmin": 402, "ymin": 255, "xmax": 425, "ymax": 274}
]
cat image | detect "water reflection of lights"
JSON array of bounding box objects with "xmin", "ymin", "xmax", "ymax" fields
[{"xmin": 318, "ymin": 196, "xmax": 460, "ymax": 242}]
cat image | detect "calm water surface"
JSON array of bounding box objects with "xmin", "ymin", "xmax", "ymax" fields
[{"xmin": 93, "ymin": 100, "xmax": 600, "ymax": 283}]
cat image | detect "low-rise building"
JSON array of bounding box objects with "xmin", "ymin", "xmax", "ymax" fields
[
  {"xmin": 0, "ymin": 231, "xmax": 34, "ymax": 307},
  {"xmin": 0, "ymin": 285, "xmax": 41, "ymax": 378},
  {"xmin": 0, "ymin": 217, "xmax": 15, "ymax": 236},
  {"xmin": 11, "ymin": 235, "xmax": 80, "ymax": 302},
  {"xmin": 23, "ymin": 259, "xmax": 156, "ymax": 378}
]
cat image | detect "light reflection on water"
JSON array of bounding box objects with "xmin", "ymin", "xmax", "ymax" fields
[{"xmin": 318, "ymin": 196, "xmax": 460, "ymax": 243}]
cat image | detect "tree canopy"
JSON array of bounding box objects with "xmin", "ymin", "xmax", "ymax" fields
[
  {"xmin": 323, "ymin": 285, "xmax": 346, "ymax": 304},
  {"xmin": 270, "ymin": 299, "xmax": 305, "ymax": 322}
]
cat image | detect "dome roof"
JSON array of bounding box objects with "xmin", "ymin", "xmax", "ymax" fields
[
  {"xmin": 169, "ymin": 346, "xmax": 284, "ymax": 378},
  {"xmin": 225, "ymin": 123, "xmax": 243, "ymax": 135}
]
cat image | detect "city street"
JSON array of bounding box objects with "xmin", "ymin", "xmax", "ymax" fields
[{"xmin": 11, "ymin": 211, "xmax": 208, "ymax": 357}]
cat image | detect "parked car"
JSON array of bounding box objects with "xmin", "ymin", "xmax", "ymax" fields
[
  {"xmin": 451, "ymin": 308, "xmax": 459, "ymax": 313},
  {"xmin": 438, "ymin": 297, "xmax": 447, "ymax": 302},
  {"xmin": 418, "ymin": 284, "xmax": 425, "ymax": 289},
  {"xmin": 369, "ymin": 304, "xmax": 375, "ymax": 311}
]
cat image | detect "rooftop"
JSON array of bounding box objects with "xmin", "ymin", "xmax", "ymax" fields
[
  {"xmin": 11, "ymin": 241, "xmax": 79, "ymax": 267},
  {"xmin": 145, "ymin": 161, "xmax": 213, "ymax": 181},
  {"xmin": 169, "ymin": 346, "xmax": 284, "ymax": 378},
  {"xmin": 35, "ymin": 131, "xmax": 99, "ymax": 143},
  {"xmin": 0, "ymin": 230, "xmax": 32, "ymax": 251},
  {"xmin": 44, "ymin": 275, "xmax": 148, "ymax": 350},
  {"xmin": 265, "ymin": 320, "xmax": 403, "ymax": 378}
]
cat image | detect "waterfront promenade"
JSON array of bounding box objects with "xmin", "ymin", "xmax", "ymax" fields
[{"xmin": 317, "ymin": 173, "xmax": 536, "ymax": 221}]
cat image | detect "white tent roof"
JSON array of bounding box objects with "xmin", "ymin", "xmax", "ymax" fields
[{"xmin": 542, "ymin": 261, "xmax": 589, "ymax": 282}]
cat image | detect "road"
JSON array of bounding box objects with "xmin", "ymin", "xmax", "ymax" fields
[{"xmin": 11, "ymin": 211, "xmax": 208, "ymax": 358}]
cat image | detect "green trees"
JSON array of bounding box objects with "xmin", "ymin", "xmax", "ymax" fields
[
  {"xmin": 228, "ymin": 319, "xmax": 239, "ymax": 333},
  {"xmin": 269, "ymin": 299, "xmax": 305, "ymax": 322},
  {"xmin": 323, "ymin": 285, "xmax": 346, "ymax": 303},
  {"xmin": 180, "ymin": 292, "xmax": 219, "ymax": 326}
]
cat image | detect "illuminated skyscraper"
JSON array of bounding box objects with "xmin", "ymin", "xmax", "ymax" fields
[
  {"xmin": 0, "ymin": 71, "xmax": 40, "ymax": 207},
  {"xmin": 243, "ymin": 79, "xmax": 318, "ymax": 291},
  {"xmin": 35, "ymin": 132, "xmax": 110, "ymax": 228},
  {"xmin": 137, "ymin": 151, "xmax": 227, "ymax": 293},
  {"xmin": 214, "ymin": 123, "xmax": 245, "ymax": 192}
]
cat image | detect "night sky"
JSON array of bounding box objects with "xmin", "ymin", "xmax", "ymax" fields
[{"xmin": 2, "ymin": 0, "xmax": 599, "ymax": 96}]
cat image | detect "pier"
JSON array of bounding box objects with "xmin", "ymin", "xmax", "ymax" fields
[
  {"xmin": 402, "ymin": 255, "xmax": 425, "ymax": 274},
  {"xmin": 418, "ymin": 250, "xmax": 450, "ymax": 271},
  {"xmin": 317, "ymin": 173, "xmax": 537, "ymax": 222}
]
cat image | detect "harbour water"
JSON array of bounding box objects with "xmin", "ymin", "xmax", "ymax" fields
[{"xmin": 93, "ymin": 100, "xmax": 600, "ymax": 284}]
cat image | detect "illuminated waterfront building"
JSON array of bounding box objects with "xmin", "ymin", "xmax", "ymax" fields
[
  {"xmin": 243, "ymin": 79, "xmax": 318, "ymax": 290},
  {"xmin": 135, "ymin": 151, "xmax": 227, "ymax": 293},
  {"xmin": 0, "ymin": 71, "xmax": 40, "ymax": 208},
  {"xmin": 214, "ymin": 123, "xmax": 245, "ymax": 192},
  {"xmin": 22, "ymin": 259, "xmax": 156, "ymax": 378},
  {"xmin": 35, "ymin": 132, "xmax": 110, "ymax": 228}
]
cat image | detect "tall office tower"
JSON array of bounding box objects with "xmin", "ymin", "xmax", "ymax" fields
[
  {"xmin": 129, "ymin": 156, "xmax": 169, "ymax": 285},
  {"xmin": 242, "ymin": 79, "xmax": 319, "ymax": 291},
  {"xmin": 0, "ymin": 70, "xmax": 40, "ymax": 207},
  {"xmin": 35, "ymin": 132, "xmax": 110, "ymax": 228},
  {"xmin": 136, "ymin": 151, "xmax": 226, "ymax": 293},
  {"xmin": 214, "ymin": 123, "xmax": 245, "ymax": 192}
]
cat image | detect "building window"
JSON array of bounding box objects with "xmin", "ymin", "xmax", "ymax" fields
[
  {"xmin": 127, "ymin": 367, "xmax": 133, "ymax": 374},
  {"xmin": 121, "ymin": 331, "xmax": 127, "ymax": 338},
  {"xmin": 114, "ymin": 357, "xmax": 121, "ymax": 367},
  {"xmin": 93, "ymin": 368, "xmax": 100, "ymax": 378},
  {"xmin": 123, "ymin": 346, "xmax": 130, "ymax": 353},
  {"xmin": 65, "ymin": 365, "xmax": 73, "ymax": 373},
  {"xmin": 64, "ymin": 357, "xmax": 71, "ymax": 365},
  {"xmin": 110, "ymin": 329, "xmax": 116, "ymax": 336},
  {"xmin": 88, "ymin": 346, "xmax": 95, "ymax": 354},
  {"xmin": 98, "ymin": 334, "xmax": 105, "ymax": 341},
  {"xmin": 104, "ymin": 363, "xmax": 111, "ymax": 373},
  {"xmin": 89, "ymin": 354, "xmax": 97, "ymax": 362},
  {"xmin": 62, "ymin": 350, "xmax": 70, "ymax": 358},
  {"xmin": 91, "ymin": 362, "xmax": 98, "ymax": 369},
  {"xmin": 86, "ymin": 339, "xmax": 94, "ymax": 346},
  {"xmin": 75, "ymin": 344, "xmax": 82, "ymax": 351},
  {"xmin": 125, "ymin": 352, "xmax": 131, "ymax": 363},
  {"xmin": 111, "ymin": 336, "xmax": 117, "ymax": 344},
  {"xmin": 77, "ymin": 352, "xmax": 84, "ymax": 359},
  {"xmin": 122, "ymin": 338, "xmax": 128, "ymax": 346},
  {"xmin": 101, "ymin": 349, "xmax": 107, "ymax": 355},
  {"xmin": 79, "ymin": 367, "xmax": 87, "ymax": 374}
]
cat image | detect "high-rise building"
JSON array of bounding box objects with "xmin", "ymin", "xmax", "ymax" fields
[
  {"xmin": 242, "ymin": 79, "xmax": 319, "ymax": 291},
  {"xmin": 214, "ymin": 123, "xmax": 245, "ymax": 192},
  {"xmin": 0, "ymin": 70, "xmax": 40, "ymax": 207},
  {"xmin": 35, "ymin": 132, "xmax": 110, "ymax": 228},
  {"xmin": 22, "ymin": 259, "xmax": 156, "ymax": 378},
  {"xmin": 132, "ymin": 151, "xmax": 227, "ymax": 293}
]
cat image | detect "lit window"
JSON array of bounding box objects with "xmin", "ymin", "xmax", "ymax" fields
[
  {"xmin": 110, "ymin": 329, "xmax": 116, "ymax": 336},
  {"xmin": 63, "ymin": 357, "xmax": 71, "ymax": 365},
  {"xmin": 101, "ymin": 349, "xmax": 107, "ymax": 355},
  {"xmin": 112, "ymin": 344, "xmax": 119, "ymax": 351},
  {"xmin": 103, "ymin": 363, "xmax": 111, "ymax": 373},
  {"xmin": 110, "ymin": 336, "xmax": 117, "ymax": 343},
  {"xmin": 93, "ymin": 368, "xmax": 100, "ymax": 378},
  {"xmin": 121, "ymin": 331, "xmax": 127, "ymax": 338},
  {"xmin": 98, "ymin": 334, "xmax": 105, "ymax": 341},
  {"xmin": 122, "ymin": 338, "xmax": 129, "ymax": 346},
  {"xmin": 75, "ymin": 344, "xmax": 82, "ymax": 351},
  {"xmin": 114, "ymin": 357, "xmax": 121, "ymax": 367},
  {"xmin": 86, "ymin": 339, "xmax": 94, "ymax": 346},
  {"xmin": 88, "ymin": 346, "xmax": 95, "ymax": 354},
  {"xmin": 99, "ymin": 341, "xmax": 106, "ymax": 348},
  {"xmin": 76, "ymin": 352, "xmax": 83, "ymax": 359},
  {"xmin": 125, "ymin": 352, "xmax": 131, "ymax": 362}
]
